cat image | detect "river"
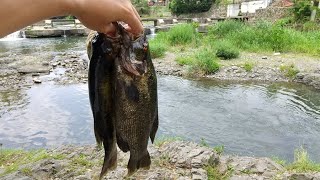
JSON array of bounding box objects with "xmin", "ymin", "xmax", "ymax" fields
[{"xmin": 0, "ymin": 37, "xmax": 319, "ymax": 162}]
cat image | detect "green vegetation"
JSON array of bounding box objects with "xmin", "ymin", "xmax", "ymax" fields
[
  {"xmin": 215, "ymin": 40, "xmax": 240, "ymax": 60},
  {"xmin": 292, "ymin": 0, "xmax": 313, "ymax": 22},
  {"xmin": 167, "ymin": 24, "xmax": 197, "ymax": 45},
  {"xmin": 169, "ymin": 0, "xmax": 213, "ymax": 15},
  {"xmin": 271, "ymin": 156, "xmax": 287, "ymax": 166},
  {"xmin": 279, "ymin": 64, "xmax": 300, "ymax": 78},
  {"xmin": 132, "ymin": 0, "xmax": 150, "ymax": 16},
  {"xmin": 208, "ymin": 20, "xmax": 320, "ymax": 55},
  {"xmin": 175, "ymin": 56, "xmax": 193, "ymax": 66},
  {"xmin": 213, "ymin": 145, "xmax": 225, "ymax": 155},
  {"xmin": 206, "ymin": 164, "xmax": 233, "ymax": 180},
  {"xmin": 154, "ymin": 136, "xmax": 183, "ymax": 147},
  {"xmin": 150, "ymin": 21, "xmax": 320, "ymax": 76},
  {"xmin": 243, "ymin": 62, "xmax": 254, "ymax": 72},
  {"xmin": 192, "ymin": 48, "xmax": 220, "ymax": 74},
  {"xmin": 271, "ymin": 147, "xmax": 320, "ymax": 173},
  {"xmin": 287, "ymin": 147, "xmax": 320, "ymax": 172},
  {"xmin": 200, "ymin": 138, "xmax": 209, "ymax": 147},
  {"xmin": 0, "ymin": 149, "xmax": 63, "ymax": 176}
]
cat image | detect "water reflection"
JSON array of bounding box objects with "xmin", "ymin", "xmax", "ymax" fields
[
  {"xmin": 0, "ymin": 37, "xmax": 86, "ymax": 55},
  {"xmin": 0, "ymin": 76, "xmax": 319, "ymax": 162}
]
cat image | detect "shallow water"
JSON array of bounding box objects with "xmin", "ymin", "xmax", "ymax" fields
[
  {"xmin": 0, "ymin": 76, "xmax": 319, "ymax": 162},
  {"xmin": 0, "ymin": 36, "xmax": 86, "ymax": 55}
]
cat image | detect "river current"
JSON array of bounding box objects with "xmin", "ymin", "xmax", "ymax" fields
[{"xmin": 0, "ymin": 37, "xmax": 319, "ymax": 162}]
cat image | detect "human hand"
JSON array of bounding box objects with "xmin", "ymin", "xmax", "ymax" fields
[{"xmin": 69, "ymin": 0, "xmax": 143, "ymax": 35}]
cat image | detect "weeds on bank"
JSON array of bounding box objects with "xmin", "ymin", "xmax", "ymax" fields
[
  {"xmin": 286, "ymin": 147, "xmax": 320, "ymax": 172},
  {"xmin": 279, "ymin": 64, "xmax": 300, "ymax": 78},
  {"xmin": 0, "ymin": 148, "xmax": 64, "ymax": 176},
  {"xmin": 272, "ymin": 146, "xmax": 320, "ymax": 173},
  {"xmin": 206, "ymin": 164, "xmax": 234, "ymax": 180},
  {"xmin": 150, "ymin": 21, "xmax": 319, "ymax": 75},
  {"xmin": 243, "ymin": 62, "xmax": 254, "ymax": 72},
  {"xmin": 154, "ymin": 136, "xmax": 183, "ymax": 147}
]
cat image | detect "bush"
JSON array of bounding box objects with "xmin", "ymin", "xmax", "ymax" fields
[
  {"xmin": 192, "ymin": 48, "xmax": 220, "ymax": 74},
  {"xmin": 292, "ymin": 0, "xmax": 312, "ymax": 22},
  {"xmin": 133, "ymin": 0, "xmax": 150, "ymax": 15},
  {"xmin": 167, "ymin": 24, "xmax": 196, "ymax": 45},
  {"xmin": 215, "ymin": 41, "xmax": 240, "ymax": 60},
  {"xmin": 169, "ymin": 0, "xmax": 213, "ymax": 15}
]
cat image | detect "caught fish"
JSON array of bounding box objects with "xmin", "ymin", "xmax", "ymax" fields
[
  {"xmin": 87, "ymin": 31, "xmax": 118, "ymax": 178},
  {"xmin": 114, "ymin": 24, "xmax": 158, "ymax": 176},
  {"xmin": 86, "ymin": 23, "xmax": 158, "ymax": 178}
]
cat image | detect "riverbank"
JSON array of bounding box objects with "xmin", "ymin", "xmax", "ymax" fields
[
  {"xmin": 153, "ymin": 51, "xmax": 320, "ymax": 90},
  {"xmin": 0, "ymin": 49, "xmax": 319, "ymax": 91},
  {"xmin": 1, "ymin": 140, "xmax": 320, "ymax": 180}
]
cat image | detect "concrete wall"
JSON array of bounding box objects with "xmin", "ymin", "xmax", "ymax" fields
[{"xmin": 227, "ymin": 0, "xmax": 274, "ymax": 17}]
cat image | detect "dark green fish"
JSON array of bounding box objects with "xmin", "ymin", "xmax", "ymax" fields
[
  {"xmin": 87, "ymin": 31, "xmax": 119, "ymax": 178},
  {"xmin": 87, "ymin": 23, "xmax": 158, "ymax": 178},
  {"xmin": 114, "ymin": 25, "xmax": 158, "ymax": 176}
]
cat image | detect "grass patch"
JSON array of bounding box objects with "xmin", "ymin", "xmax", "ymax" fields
[
  {"xmin": 0, "ymin": 148, "xmax": 66, "ymax": 176},
  {"xmin": 0, "ymin": 149, "xmax": 51, "ymax": 176},
  {"xmin": 271, "ymin": 156, "xmax": 287, "ymax": 166},
  {"xmin": 208, "ymin": 20, "xmax": 320, "ymax": 56},
  {"xmin": 20, "ymin": 167, "xmax": 32, "ymax": 176},
  {"xmin": 191, "ymin": 48, "xmax": 220, "ymax": 75},
  {"xmin": 213, "ymin": 145, "xmax": 225, "ymax": 155},
  {"xmin": 167, "ymin": 24, "xmax": 197, "ymax": 45},
  {"xmin": 149, "ymin": 40, "xmax": 168, "ymax": 58},
  {"xmin": 199, "ymin": 138, "xmax": 209, "ymax": 147},
  {"xmin": 243, "ymin": 62, "xmax": 254, "ymax": 72},
  {"xmin": 279, "ymin": 64, "xmax": 299, "ymax": 78},
  {"xmin": 175, "ymin": 56, "xmax": 194, "ymax": 66},
  {"xmin": 286, "ymin": 147, "xmax": 320, "ymax": 172},
  {"xmin": 206, "ymin": 164, "xmax": 233, "ymax": 180},
  {"xmin": 154, "ymin": 136, "xmax": 183, "ymax": 147},
  {"xmin": 215, "ymin": 41, "xmax": 240, "ymax": 60}
]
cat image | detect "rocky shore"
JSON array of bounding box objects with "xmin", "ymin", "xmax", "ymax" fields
[
  {"xmin": 0, "ymin": 50, "xmax": 319, "ymax": 91},
  {"xmin": 1, "ymin": 141, "xmax": 320, "ymax": 180}
]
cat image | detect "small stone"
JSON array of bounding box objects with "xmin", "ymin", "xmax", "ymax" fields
[
  {"xmin": 52, "ymin": 62, "xmax": 59, "ymax": 67},
  {"xmin": 262, "ymin": 56, "xmax": 268, "ymax": 59},
  {"xmin": 273, "ymin": 52, "xmax": 281, "ymax": 56},
  {"xmin": 33, "ymin": 78, "xmax": 42, "ymax": 84},
  {"xmin": 42, "ymin": 62, "xmax": 50, "ymax": 66},
  {"xmin": 32, "ymin": 73, "xmax": 40, "ymax": 77},
  {"xmin": 192, "ymin": 168, "xmax": 207, "ymax": 180}
]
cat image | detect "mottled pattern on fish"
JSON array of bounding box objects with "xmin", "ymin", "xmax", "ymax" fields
[
  {"xmin": 114, "ymin": 28, "xmax": 158, "ymax": 175},
  {"xmin": 86, "ymin": 23, "xmax": 158, "ymax": 178}
]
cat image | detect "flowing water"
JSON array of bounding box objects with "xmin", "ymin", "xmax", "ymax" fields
[
  {"xmin": 0, "ymin": 37, "xmax": 320, "ymax": 162},
  {"xmin": 0, "ymin": 77, "xmax": 319, "ymax": 162}
]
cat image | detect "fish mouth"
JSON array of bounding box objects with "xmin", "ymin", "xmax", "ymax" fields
[{"xmin": 115, "ymin": 22, "xmax": 148, "ymax": 77}]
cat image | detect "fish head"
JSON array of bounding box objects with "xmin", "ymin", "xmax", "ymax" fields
[{"xmin": 117, "ymin": 23, "xmax": 149, "ymax": 76}]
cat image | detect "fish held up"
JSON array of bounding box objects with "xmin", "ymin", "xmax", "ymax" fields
[{"xmin": 87, "ymin": 23, "xmax": 158, "ymax": 179}]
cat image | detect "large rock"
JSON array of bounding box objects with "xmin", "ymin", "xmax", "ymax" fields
[{"xmin": 295, "ymin": 73, "xmax": 320, "ymax": 90}]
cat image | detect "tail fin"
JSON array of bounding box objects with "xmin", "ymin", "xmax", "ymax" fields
[
  {"xmin": 99, "ymin": 141, "xmax": 117, "ymax": 179},
  {"xmin": 127, "ymin": 151, "xmax": 151, "ymax": 176}
]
